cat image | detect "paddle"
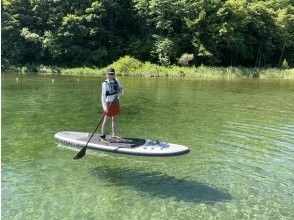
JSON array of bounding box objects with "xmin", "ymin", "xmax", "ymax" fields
[{"xmin": 73, "ymin": 91, "xmax": 120, "ymax": 160}]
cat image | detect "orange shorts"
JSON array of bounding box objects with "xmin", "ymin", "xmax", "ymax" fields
[{"xmin": 105, "ymin": 100, "xmax": 120, "ymax": 117}]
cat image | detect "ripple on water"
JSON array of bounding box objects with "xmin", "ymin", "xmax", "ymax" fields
[{"xmin": 206, "ymin": 120, "xmax": 294, "ymax": 196}]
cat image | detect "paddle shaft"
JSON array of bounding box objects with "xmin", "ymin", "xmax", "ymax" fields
[{"xmin": 73, "ymin": 92, "xmax": 119, "ymax": 159}]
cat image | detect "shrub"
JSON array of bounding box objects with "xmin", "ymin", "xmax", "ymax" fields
[
  {"xmin": 111, "ymin": 56, "xmax": 143, "ymax": 75},
  {"xmin": 281, "ymin": 59, "xmax": 289, "ymax": 69},
  {"xmin": 178, "ymin": 53, "xmax": 194, "ymax": 66}
]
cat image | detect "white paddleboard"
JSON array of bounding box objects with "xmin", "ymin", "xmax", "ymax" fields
[{"xmin": 54, "ymin": 131, "xmax": 190, "ymax": 157}]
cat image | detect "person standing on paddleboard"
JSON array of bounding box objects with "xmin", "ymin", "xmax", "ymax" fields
[{"xmin": 100, "ymin": 67, "xmax": 123, "ymax": 142}]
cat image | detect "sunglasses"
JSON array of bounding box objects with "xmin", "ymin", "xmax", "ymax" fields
[{"xmin": 107, "ymin": 72, "xmax": 115, "ymax": 75}]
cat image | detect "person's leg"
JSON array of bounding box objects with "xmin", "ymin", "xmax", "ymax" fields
[
  {"xmin": 111, "ymin": 115, "xmax": 119, "ymax": 138},
  {"xmin": 101, "ymin": 116, "xmax": 110, "ymax": 139}
]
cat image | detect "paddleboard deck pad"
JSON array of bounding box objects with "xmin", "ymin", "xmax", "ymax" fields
[{"xmin": 54, "ymin": 131, "xmax": 189, "ymax": 157}]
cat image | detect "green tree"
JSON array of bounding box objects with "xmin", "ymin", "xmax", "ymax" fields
[{"xmin": 2, "ymin": 0, "xmax": 293, "ymax": 68}]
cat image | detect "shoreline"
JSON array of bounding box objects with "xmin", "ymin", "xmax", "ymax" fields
[
  {"xmin": 3, "ymin": 57, "xmax": 294, "ymax": 80},
  {"xmin": 4, "ymin": 67, "xmax": 293, "ymax": 80}
]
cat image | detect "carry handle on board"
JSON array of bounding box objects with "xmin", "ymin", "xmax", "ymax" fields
[{"xmin": 73, "ymin": 91, "xmax": 120, "ymax": 160}]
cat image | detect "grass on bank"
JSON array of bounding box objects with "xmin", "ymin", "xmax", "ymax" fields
[{"xmin": 6, "ymin": 56, "xmax": 294, "ymax": 79}]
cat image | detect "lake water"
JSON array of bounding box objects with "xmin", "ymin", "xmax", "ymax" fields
[{"xmin": 2, "ymin": 74, "xmax": 294, "ymax": 219}]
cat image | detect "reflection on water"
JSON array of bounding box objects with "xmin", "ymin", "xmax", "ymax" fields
[{"xmin": 89, "ymin": 166, "xmax": 232, "ymax": 203}]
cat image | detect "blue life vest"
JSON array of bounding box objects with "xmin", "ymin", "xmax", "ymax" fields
[{"xmin": 104, "ymin": 79, "xmax": 119, "ymax": 96}]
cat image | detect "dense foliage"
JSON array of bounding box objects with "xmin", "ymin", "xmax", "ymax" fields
[{"xmin": 2, "ymin": 0, "xmax": 294, "ymax": 68}]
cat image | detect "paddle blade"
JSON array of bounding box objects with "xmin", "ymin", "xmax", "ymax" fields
[{"xmin": 73, "ymin": 147, "xmax": 86, "ymax": 160}]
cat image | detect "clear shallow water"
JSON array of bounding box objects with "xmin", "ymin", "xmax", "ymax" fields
[{"xmin": 2, "ymin": 74, "xmax": 294, "ymax": 219}]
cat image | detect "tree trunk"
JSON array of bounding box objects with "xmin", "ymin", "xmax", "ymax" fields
[{"xmin": 279, "ymin": 43, "xmax": 285, "ymax": 67}]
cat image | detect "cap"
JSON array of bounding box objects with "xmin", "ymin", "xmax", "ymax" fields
[{"xmin": 107, "ymin": 67, "xmax": 115, "ymax": 74}]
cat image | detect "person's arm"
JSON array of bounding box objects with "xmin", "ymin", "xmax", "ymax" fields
[
  {"xmin": 101, "ymin": 82, "xmax": 107, "ymax": 111},
  {"xmin": 117, "ymin": 80, "xmax": 123, "ymax": 95}
]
